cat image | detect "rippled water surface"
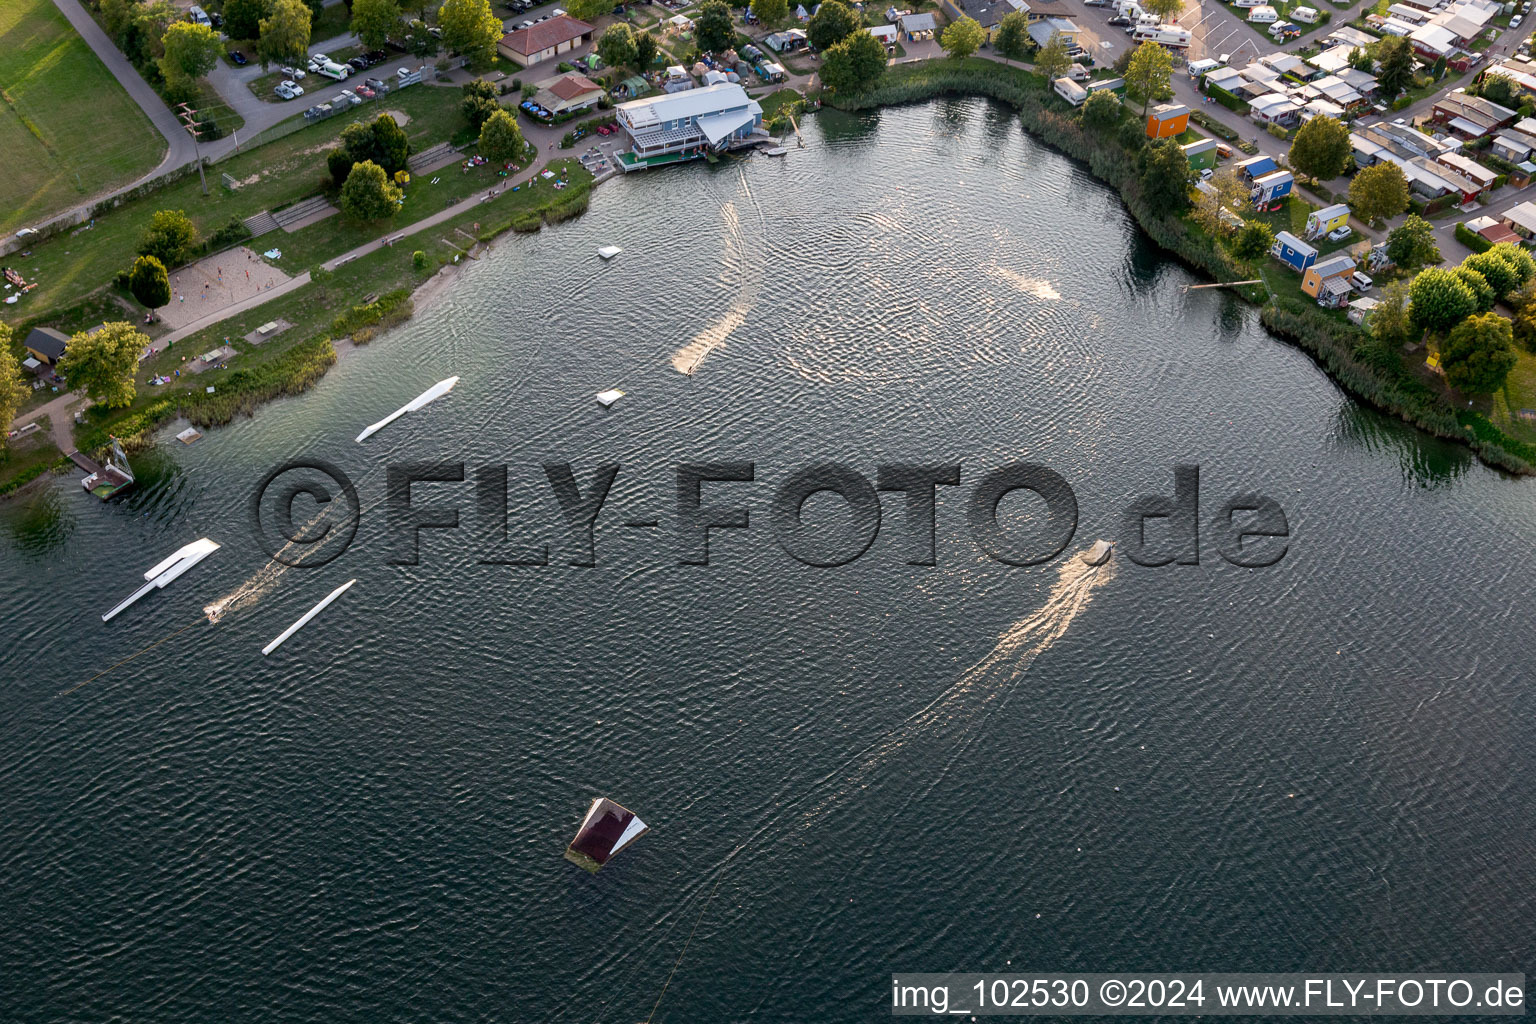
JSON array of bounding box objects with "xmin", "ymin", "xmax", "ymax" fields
[{"xmin": 3, "ymin": 101, "xmax": 1532, "ymax": 1023}]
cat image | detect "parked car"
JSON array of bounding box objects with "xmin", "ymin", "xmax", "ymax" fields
[
  {"xmin": 1107, "ymin": 15, "xmax": 1130, "ymax": 25},
  {"xmin": 228, "ymin": 49, "xmax": 248, "ymax": 65},
  {"xmin": 356, "ymin": 84, "xmax": 376, "ymax": 98},
  {"xmin": 1351, "ymin": 272, "xmax": 1373, "ymax": 291},
  {"xmin": 309, "ymin": 53, "xmax": 330, "ymax": 70},
  {"xmin": 1199, "ymin": 168, "xmax": 1214, "ymax": 181},
  {"xmin": 280, "ymin": 65, "xmax": 307, "ymax": 79},
  {"xmin": 209, "ymin": 11, "xmax": 223, "ymax": 27},
  {"xmin": 1216, "ymin": 142, "xmax": 1233, "ymax": 158},
  {"xmin": 518, "ymin": 19, "xmax": 533, "ymax": 27},
  {"xmin": 348, "ymin": 56, "xmax": 369, "ymax": 70},
  {"xmin": 274, "ymin": 80, "xmax": 303, "ymax": 100},
  {"xmin": 1327, "ymin": 225, "xmax": 1353, "ymax": 242},
  {"xmin": 316, "ymin": 61, "xmax": 353, "ymax": 80},
  {"xmin": 365, "ymin": 49, "xmax": 388, "ymax": 63},
  {"xmin": 1513, "ymin": 13, "xmax": 1524, "ymax": 26},
  {"xmin": 339, "ymin": 89, "xmax": 361, "ymax": 106}
]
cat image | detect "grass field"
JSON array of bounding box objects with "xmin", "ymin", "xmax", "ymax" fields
[{"xmin": 0, "ymin": 0, "xmax": 166, "ymax": 235}]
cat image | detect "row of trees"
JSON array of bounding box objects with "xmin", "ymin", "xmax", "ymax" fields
[{"xmin": 595, "ymin": 23, "xmax": 661, "ymax": 73}]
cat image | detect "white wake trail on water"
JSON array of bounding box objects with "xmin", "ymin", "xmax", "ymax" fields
[{"xmin": 671, "ymin": 169, "xmax": 766, "ymax": 375}]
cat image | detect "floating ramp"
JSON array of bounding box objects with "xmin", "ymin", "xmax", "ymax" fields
[
  {"xmin": 356, "ymin": 376, "xmax": 460, "ymax": 442},
  {"xmin": 102, "ymin": 538, "xmax": 220, "ymax": 622},
  {"xmin": 564, "ymin": 797, "xmax": 648, "ymax": 873}
]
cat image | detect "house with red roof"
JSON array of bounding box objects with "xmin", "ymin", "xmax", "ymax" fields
[
  {"xmin": 538, "ymin": 72, "xmax": 605, "ymax": 115},
  {"xmin": 498, "ymin": 14, "xmax": 594, "ymax": 68}
]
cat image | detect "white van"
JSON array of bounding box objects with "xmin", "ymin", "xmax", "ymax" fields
[
  {"xmin": 188, "ymin": 4, "xmax": 210, "ymax": 24},
  {"xmin": 316, "ymin": 61, "xmax": 353, "ymax": 81},
  {"xmin": 1247, "ymin": 5, "xmax": 1278, "ymax": 21}
]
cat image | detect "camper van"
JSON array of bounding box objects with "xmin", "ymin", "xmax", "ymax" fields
[
  {"xmin": 316, "ymin": 61, "xmax": 354, "ymax": 81},
  {"xmin": 1291, "ymin": 4, "xmax": 1320, "ymax": 20},
  {"xmin": 1133, "ymin": 23, "xmax": 1193, "ymax": 46},
  {"xmin": 187, "ymin": 4, "xmax": 211, "ymax": 24},
  {"xmin": 1247, "ymin": 5, "xmax": 1278, "ymax": 21}
]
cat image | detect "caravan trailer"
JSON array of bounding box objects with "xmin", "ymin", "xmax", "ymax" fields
[{"xmin": 1134, "ymin": 23, "xmax": 1193, "ymax": 46}]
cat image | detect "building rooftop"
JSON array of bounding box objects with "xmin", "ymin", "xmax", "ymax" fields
[
  {"xmin": 500, "ymin": 14, "xmax": 593, "ymax": 56},
  {"xmin": 548, "ymin": 73, "xmax": 602, "ymax": 101}
]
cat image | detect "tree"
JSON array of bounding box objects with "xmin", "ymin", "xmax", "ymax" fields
[
  {"xmin": 1376, "ymin": 35, "xmax": 1414, "ymax": 97},
  {"xmin": 101, "ymin": 0, "xmax": 141, "ymax": 40},
  {"xmin": 1511, "ymin": 282, "xmax": 1536, "ymax": 351},
  {"xmin": 1455, "ymin": 265, "xmax": 1495, "ymax": 311},
  {"xmin": 223, "ymin": 0, "xmax": 272, "ymax": 40},
  {"xmin": 994, "ymin": 10, "xmax": 1030, "ymax": 61},
  {"xmin": 257, "ymin": 0, "xmax": 312, "ymax": 69},
  {"xmin": 940, "ymin": 16, "xmax": 985, "ymax": 59},
  {"xmin": 1488, "ymin": 241, "xmax": 1536, "ymax": 290},
  {"xmin": 695, "ymin": 0, "xmax": 736, "ymax": 52},
  {"xmin": 567, "ymin": 0, "xmax": 616, "ymax": 19},
  {"xmin": 1288, "ymin": 115, "xmax": 1350, "ymax": 182},
  {"xmin": 404, "ymin": 17, "xmax": 436, "ymax": 55},
  {"xmin": 1430, "ymin": 54, "xmax": 1446, "ymax": 80},
  {"xmin": 1464, "ymin": 250, "xmax": 1521, "ymax": 299},
  {"xmin": 1440, "ymin": 312, "xmax": 1517, "ymax": 393},
  {"xmin": 750, "ymin": 0, "xmax": 790, "ymax": 28},
  {"xmin": 1081, "ymin": 89, "xmax": 1122, "ymax": 132},
  {"xmin": 634, "ymin": 30, "xmax": 659, "ymax": 68},
  {"xmin": 807, "ymin": 0, "xmax": 862, "ymax": 51},
  {"xmin": 1142, "ymin": 0, "xmax": 1183, "ymax": 20},
  {"xmin": 352, "ymin": 0, "xmax": 401, "ymax": 48},
  {"xmin": 327, "ymin": 147, "xmax": 355, "ymax": 186},
  {"xmin": 1193, "ymin": 168, "xmax": 1248, "ymax": 235},
  {"xmin": 58, "ymin": 322, "xmax": 144, "ymax": 409},
  {"xmin": 368, "ymin": 113, "xmax": 411, "ymax": 174},
  {"xmin": 478, "ymin": 107, "xmax": 526, "ymax": 163},
  {"xmin": 1371, "ymin": 280, "xmax": 1414, "ymax": 349},
  {"xmin": 820, "ymin": 29, "xmax": 886, "ymax": 92},
  {"xmin": 0, "ymin": 324, "xmax": 28, "ymax": 442},
  {"xmin": 1034, "ymin": 32, "xmax": 1072, "ymax": 82},
  {"xmin": 438, "ymin": 0, "xmax": 503, "ymax": 66},
  {"xmin": 1384, "ymin": 214, "xmax": 1440, "ymax": 272},
  {"xmin": 128, "ymin": 255, "xmax": 171, "ymax": 311},
  {"xmin": 138, "ymin": 209, "xmax": 199, "ymax": 267},
  {"xmin": 158, "ymin": 21, "xmax": 221, "ymax": 91},
  {"xmin": 340, "ymin": 120, "xmax": 380, "ymax": 166},
  {"xmin": 135, "ymin": 0, "xmax": 179, "ymax": 57},
  {"xmin": 461, "ymin": 79, "xmax": 500, "ymax": 132},
  {"xmin": 1348, "ymin": 161, "xmax": 1408, "ymax": 226},
  {"xmin": 339, "ymin": 160, "xmax": 403, "ymax": 220},
  {"xmin": 1138, "ymin": 138, "xmax": 1194, "ymax": 216},
  {"xmin": 1409, "ymin": 267, "xmax": 1477, "ymax": 334},
  {"xmin": 598, "ymin": 22, "xmax": 639, "ymax": 70},
  {"xmin": 1479, "ymin": 71, "xmax": 1519, "ymax": 109},
  {"xmin": 1125, "ymin": 40, "xmax": 1174, "ymax": 115},
  {"xmin": 1232, "ymin": 219, "xmax": 1277, "ymax": 261},
  {"xmin": 1347, "ymin": 45, "xmax": 1372, "ymax": 72}
]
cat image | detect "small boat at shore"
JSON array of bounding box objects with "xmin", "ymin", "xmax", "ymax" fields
[
  {"xmin": 1080, "ymin": 539, "xmax": 1112, "ymax": 566},
  {"xmin": 356, "ymin": 376, "xmax": 460, "ymax": 442},
  {"xmin": 103, "ymin": 538, "xmax": 220, "ymax": 622},
  {"xmin": 763, "ymin": 146, "xmax": 787, "ymax": 157}
]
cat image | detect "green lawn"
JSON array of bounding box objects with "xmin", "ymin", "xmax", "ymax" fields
[
  {"xmin": 0, "ymin": 0, "xmax": 166, "ymax": 234},
  {"xmin": 2, "ymin": 85, "xmax": 466, "ymax": 320}
]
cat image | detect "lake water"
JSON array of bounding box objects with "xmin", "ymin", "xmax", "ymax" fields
[{"xmin": 3, "ymin": 99, "xmax": 1532, "ymax": 1022}]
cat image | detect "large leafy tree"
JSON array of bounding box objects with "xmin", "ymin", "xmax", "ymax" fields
[
  {"xmin": 139, "ymin": 209, "xmax": 199, "ymax": 267},
  {"xmin": 1034, "ymin": 32, "xmax": 1072, "ymax": 82},
  {"xmin": 1142, "ymin": 0, "xmax": 1183, "ymax": 19},
  {"xmin": 59, "ymin": 322, "xmax": 145, "ymax": 409},
  {"xmin": 1138, "ymin": 138, "xmax": 1194, "ymax": 216},
  {"xmin": 368, "ymin": 113, "xmax": 411, "ymax": 174},
  {"xmin": 0, "ymin": 324, "xmax": 28, "ymax": 442},
  {"xmin": 438, "ymin": 0, "xmax": 503, "ymax": 66},
  {"xmin": 1486, "ymin": 242, "xmax": 1536, "ymax": 291},
  {"xmin": 1511, "ymin": 282, "xmax": 1536, "ymax": 351},
  {"xmin": 1463, "ymin": 250, "xmax": 1521, "ymax": 299},
  {"xmin": 807, "ymin": 0, "xmax": 862, "ymax": 51},
  {"xmin": 1479, "ymin": 71, "xmax": 1519, "ymax": 109},
  {"xmin": 461, "ymin": 79, "xmax": 500, "ymax": 132},
  {"xmin": 1192, "ymin": 167, "xmax": 1248, "ymax": 236},
  {"xmin": 940, "ymin": 16, "xmax": 985, "ymax": 59},
  {"xmin": 1409, "ymin": 267, "xmax": 1476, "ymax": 334},
  {"xmin": 634, "ymin": 30, "xmax": 659, "ymax": 68},
  {"xmin": 1348, "ymin": 162, "xmax": 1408, "ymax": 226},
  {"xmin": 159, "ymin": 21, "xmax": 221, "ymax": 91},
  {"xmin": 820, "ymin": 29, "xmax": 886, "ymax": 92},
  {"xmin": 1288, "ymin": 115, "xmax": 1350, "ymax": 182},
  {"xmin": 750, "ymin": 0, "xmax": 790, "ymax": 29},
  {"xmin": 478, "ymin": 107, "xmax": 526, "ymax": 163},
  {"xmin": 568, "ymin": 0, "xmax": 616, "ymax": 19},
  {"xmin": 352, "ymin": 0, "xmax": 402, "ymax": 48},
  {"xmin": 994, "ymin": 10, "xmax": 1031, "ymax": 61},
  {"xmin": 257, "ymin": 0, "xmax": 312, "ymax": 69},
  {"xmin": 1081, "ymin": 89, "xmax": 1122, "ymax": 132},
  {"xmin": 1384, "ymin": 214, "xmax": 1440, "ymax": 272},
  {"xmin": 1376, "ymin": 35, "xmax": 1415, "ymax": 97},
  {"xmin": 1440, "ymin": 312, "xmax": 1517, "ymax": 393},
  {"xmin": 598, "ymin": 23, "xmax": 639, "ymax": 70},
  {"xmin": 128, "ymin": 255, "xmax": 171, "ymax": 311},
  {"xmin": 1454, "ymin": 265, "xmax": 1495, "ymax": 312},
  {"xmin": 339, "ymin": 160, "xmax": 403, "ymax": 221},
  {"xmin": 1126, "ymin": 40, "xmax": 1173, "ymax": 115},
  {"xmin": 1232, "ymin": 219, "xmax": 1277, "ymax": 261},
  {"xmin": 223, "ymin": 0, "xmax": 272, "ymax": 40},
  {"xmin": 695, "ymin": 0, "xmax": 736, "ymax": 53},
  {"xmin": 1371, "ymin": 280, "xmax": 1414, "ymax": 349}
]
